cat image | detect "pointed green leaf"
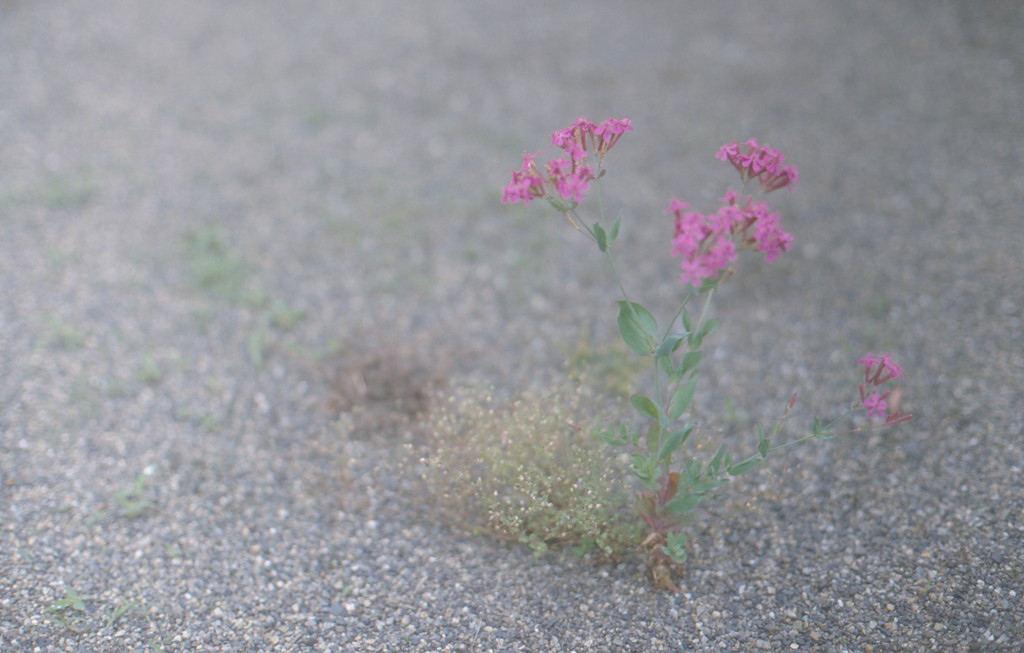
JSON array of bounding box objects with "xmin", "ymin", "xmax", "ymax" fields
[
  {"xmin": 658, "ymin": 354, "xmax": 675, "ymax": 379},
  {"xmin": 665, "ymin": 490, "xmax": 702, "ymax": 515},
  {"xmin": 727, "ymin": 456, "xmax": 762, "ymax": 476},
  {"xmin": 608, "ymin": 215, "xmax": 621, "ymax": 245},
  {"xmin": 678, "ymin": 350, "xmax": 702, "ymax": 377},
  {"xmin": 630, "ymin": 394, "xmax": 660, "ymax": 420},
  {"xmin": 668, "ymin": 375, "xmax": 699, "ymax": 421},
  {"xmin": 623, "ymin": 301, "xmax": 658, "ymax": 336},
  {"xmin": 689, "ymin": 478, "xmax": 729, "ymax": 493},
  {"xmin": 758, "ymin": 433, "xmax": 770, "ymax": 458},
  {"xmin": 700, "ymin": 317, "xmax": 720, "ymax": 339},
  {"xmin": 709, "ymin": 444, "xmax": 727, "ymax": 474},
  {"xmin": 655, "ymin": 333, "xmax": 688, "ymax": 358},
  {"xmin": 658, "ymin": 424, "xmax": 694, "ymax": 463},
  {"xmin": 594, "ymin": 429, "xmax": 627, "ymax": 447},
  {"xmin": 616, "ymin": 301, "xmax": 658, "ymax": 357},
  {"xmin": 644, "ymin": 422, "xmax": 661, "ymax": 454},
  {"xmin": 594, "ymin": 223, "xmax": 608, "ymax": 252},
  {"xmin": 688, "ymin": 331, "xmax": 704, "ymax": 350},
  {"xmin": 812, "ymin": 417, "xmax": 835, "ymax": 440}
]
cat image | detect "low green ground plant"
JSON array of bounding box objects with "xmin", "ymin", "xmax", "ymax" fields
[{"xmin": 425, "ymin": 382, "xmax": 645, "ymax": 559}]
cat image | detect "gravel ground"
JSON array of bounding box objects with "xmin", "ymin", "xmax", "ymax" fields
[{"xmin": 2, "ymin": 1, "xmax": 1023, "ymax": 651}]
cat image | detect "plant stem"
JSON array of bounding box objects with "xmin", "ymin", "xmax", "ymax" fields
[
  {"xmin": 662, "ymin": 294, "xmax": 694, "ymax": 340},
  {"xmin": 765, "ymin": 411, "xmax": 851, "ymax": 454},
  {"xmin": 694, "ymin": 286, "xmax": 716, "ymax": 336}
]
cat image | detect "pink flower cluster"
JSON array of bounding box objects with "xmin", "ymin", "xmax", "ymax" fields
[
  {"xmin": 716, "ymin": 139, "xmax": 799, "ymax": 193},
  {"xmin": 501, "ymin": 117, "xmax": 633, "ymax": 207},
  {"xmin": 858, "ymin": 354, "xmax": 911, "ymax": 425},
  {"xmin": 667, "ymin": 190, "xmax": 793, "ymax": 286},
  {"xmin": 550, "ymin": 116, "xmax": 633, "ymax": 165}
]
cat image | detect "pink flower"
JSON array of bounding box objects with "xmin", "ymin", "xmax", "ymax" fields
[
  {"xmin": 500, "ymin": 151, "xmax": 546, "ymax": 205},
  {"xmin": 551, "ymin": 161, "xmax": 594, "ymax": 203},
  {"xmin": 499, "ymin": 116, "xmax": 634, "ymax": 208},
  {"xmin": 855, "ymin": 357, "xmax": 911, "ymax": 425},
  {"xmin": 704, "ymin": 236, "xmax": 737, "ymax": 272},
  {"xmin": 715, "ymin": 142, "xmax": 740, "ymax": 163},
  {"xmin": 669, "ymin": 203, "xmax": 741, "ymax": 287},
  {"xmin": 717, "ymin": 139, "xmax": 799, "ymax": 193},
  {"xmin": 670, "ymin": 209, "xmax": 707, "ymax": 258},
  {"xmin": 750, "ymin": 209, "xmax": 792, "ymax": 262},
  {"xmin": 862, "ymin": 392, "xmax": 888, "ymax": 419},
  {"xmin": 670, "ymin": 142, "xmax": 798, "ymax": 286},
  {"xmin": 859, "ymin": 354, "xmax": 905, "ymax": 386},
  {"xmin": 594, "ymin": 118, "xmax": 633, "ymax": 156},
  {"xmin": 563, "ymin": 140, "xmax": 587, "ymax": 162},
  {"xmin": 665, "ymin": 198, "xmax": 689, "ymax": 215},
  {"xmin": 549, "ymin": 116, "xmax": 632, "ymax": 167},
  {"xmin": 544, "ymin": 156, "xmax": 589, "ymax": 201},
  {"xmin": 503, "ymin": 116, "xmax": 627, "ymax": 207},
  {"xmin": 550, "ymin": 128, "xmax": 572, "ymax": 149},
  {"xmin": 595, "ymin": 118, "xmax": 633, "ymax": 141},
  {"xmin": 551, "ymin": 116, "xmax": 597, "ymax": 153},
  {"xmin": 668, "ymin": 188, "xmax": 794, "ymax": 287}
]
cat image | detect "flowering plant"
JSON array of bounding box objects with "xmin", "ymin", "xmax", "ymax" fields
[{"xmin": 501, "ymin": 118, "xmax": 911, "ymax": 589}]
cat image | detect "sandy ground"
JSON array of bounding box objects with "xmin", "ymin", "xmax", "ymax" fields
[{"xmin": 2, "ymin": 1, "xmax": 1023, "ymax": 650}]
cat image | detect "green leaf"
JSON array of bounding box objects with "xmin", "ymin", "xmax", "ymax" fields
[
  {"xmin": 758, "ymin": 433, "xmax": 770, "ymax": 458},
  {"xmin": 700, "ymin": 317, "xmax": 720, "ymax": 339},
  {"xmin": 667, "ymin": 531, "xmax": 688, "ymax": 549},
  {"xmin": 812, "ymin": 417, "xmax": 835, "ymax": 440},
  {"xmin": 688, "ymin": 481, "xmax": 729, "ymax": 495},
  {"xmin": 48, "ymin": 588, "xmax": 88, "ymax": 613},
  {"xmin": 608, "ymin": 215, "xmax": 621, "ymax": 245},
  {"xmin": 631, "ymin": 452, "xmax": 655, "ymax": 482},
  {"xmin": 644, "ymin": 422, "xmax": 662, "ymax": 455},
  {"xmin": 662, "ymin": 531, "xmax": 688, "ymax": 564},
  {"xmin": 665, "ymin": 490, "xmax": 702, "ymax": 515},
  {"xmin": 658, "ymin": 354, "xmax": 675, "ymax": 379},
  {"xmin": 594, "ymin": 429, "xmax": 627, "ymax": 447},
  {"xmin": 681, "ymin": 308, "xmax": 693, "ymax": 334},
  {"xmin": 689, "ymin": 478, "xmax": 729, "ymax": 493},
  {"xmin": 594, "ymin": 223, "xmax": 608, "ymax": 252},
  {"xmin": 630, "ymin": 394, "xmax": 660, "ymax": 420},
  {"xmin": 616, "ymin": 301, "xmax": 658, "ymax": 357},
  {"xmin": 688, "ymin": 331, "xmax": 704, "ymax": 350},
  {"xmin": 661, "ymin": 545, "xmax": 687, "ymax": 564},
  {"xmin": 654, "ymin": 333, "xmax": 688, "ymax": 358},
  {"xmin": 668, "ymin": 375, "xmax": 699, "ymax": 421},
  {"xmin": 658, "ymin": 424, "xmax": 694, "ymax": 463},
  {"xmin": 685, "ymin": 458, "xmax": 703, "ymax": 483},
  {"xmin": 727, "ymin": 456, "xmax": 762, "ymax": 476},
  {"xmin": 678, "ymin": 350, "xmax": 702, "ymax": 378},
  {"xmin": 709, "ymin": 444, "xmax": 727, "ymax": 474},
  {"xmin": 625, "ymin": 301, "xmax": 658, "ymax": 335}
]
